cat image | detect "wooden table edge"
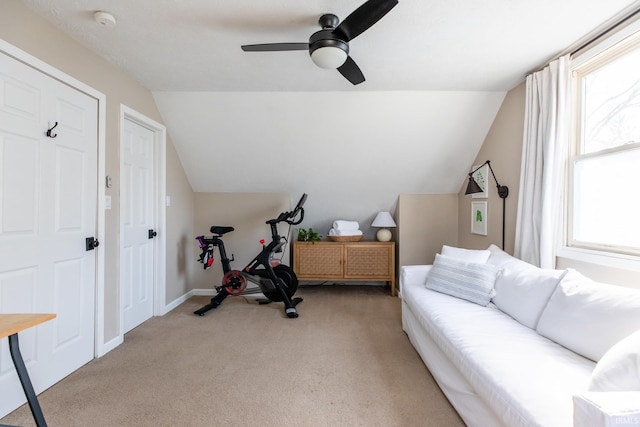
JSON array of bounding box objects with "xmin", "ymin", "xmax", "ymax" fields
[{"xmin": 0, "ymin": 314, "xmax": 57, "ymax": 339}]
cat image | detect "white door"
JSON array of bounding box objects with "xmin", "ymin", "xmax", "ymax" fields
[
  {"xmin": 122, "ymin": 118, "xmax": 156, "ymax": 333},
  {"xmin": 0, "ymin": 52, "xmax": 97, "ymax": 416}
]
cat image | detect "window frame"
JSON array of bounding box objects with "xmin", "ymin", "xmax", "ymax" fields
[{"xmin": 564, "ymin": 25, "xmax": 640, "ymax": 264}]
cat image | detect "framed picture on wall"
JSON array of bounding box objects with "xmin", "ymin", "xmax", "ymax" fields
[
  {"xmin": 471, "ymin": 201, "xmax": 488, "ymax": 235},
  {"xmin": 471, "ymin": 164, "xmax": 489, "ymax": 198}
]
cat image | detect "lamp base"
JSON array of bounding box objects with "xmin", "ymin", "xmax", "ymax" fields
[{"xmin": 376, "ymin": 228, "xmax": 392, "ymax": 242}]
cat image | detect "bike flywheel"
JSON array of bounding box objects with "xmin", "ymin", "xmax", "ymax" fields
[{"xmin": 222, "ymin": 270, "xmax": 247, "ymax": 296}]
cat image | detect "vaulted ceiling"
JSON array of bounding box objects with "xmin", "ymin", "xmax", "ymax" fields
[{"xmin": 18, "ymin": 0, "xmax": 640, "ymax": 226}]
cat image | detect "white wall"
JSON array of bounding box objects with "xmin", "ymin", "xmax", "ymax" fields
[{"xmin": 153, "ymin": 91, "xmax": 506, "ymax": 239}]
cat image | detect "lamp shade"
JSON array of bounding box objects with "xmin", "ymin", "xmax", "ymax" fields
[
  {"xmin": 465, "ymin": 175, "xmax": 484, "ymax": 195},
  {"xmin": 371, "ymin": 212, "xmax": 396, "ymax": 228}
]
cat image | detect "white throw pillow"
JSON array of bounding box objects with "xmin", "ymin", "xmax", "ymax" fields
[
  {"xmin": 425, "ymin": 253, "xmax": 497, "ymax": 306},
  {"xmin": 589, "ymin": 329, "xmax": 640, "ymax": 391},
  {"xmin": 491, "ymin": 261, "xmax": 566, "ymax": 329},
  {"xmin": 441, "ymin": 245, "xmax": 490, "ymax": 263},
  {"xmin": 537, "ymin": 270, "xmax": 640, "ymax": 362}
]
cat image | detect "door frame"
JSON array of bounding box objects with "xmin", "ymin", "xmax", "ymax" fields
[
  {"xmin": 0, "ymin": 40, "xmax": 107, "ymax": 357},
  {"xmin": 119, "ymin": 105, "xmax": 167, "ymax": 335}
]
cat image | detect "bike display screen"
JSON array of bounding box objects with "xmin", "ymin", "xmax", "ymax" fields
[{"xmin": 291, "ymin": 193, "xmax": 307, "ymax": 217}]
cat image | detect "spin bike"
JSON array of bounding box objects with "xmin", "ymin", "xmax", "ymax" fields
[{"xmin": 194, "ymin": 194, "xmax": 307, "ymax": 319}]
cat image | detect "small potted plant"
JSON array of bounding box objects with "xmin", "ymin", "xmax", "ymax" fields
[{"xmin": 297, "ymin": 228, "xmax": 321, "ymax": 243}]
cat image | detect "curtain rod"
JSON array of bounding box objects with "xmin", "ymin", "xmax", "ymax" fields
[
  {"xmin": 570, "ymin": 7, "xmax": 640, "ymax": 55},
  {"xmin": 527, "ymin": 6, "xmax": 640, "ymax": 76}
]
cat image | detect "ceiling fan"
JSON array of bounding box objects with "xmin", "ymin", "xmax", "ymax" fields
[{"xmin": 240, "ymin": 0, "xmax": 399, "ymax": 85}]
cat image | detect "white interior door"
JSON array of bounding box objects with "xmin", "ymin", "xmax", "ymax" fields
[
  {"xmin": 0, "ymin": 51, "xmax": 97, "ymax": 417},
  {"xmin": 122, "ymin": 117, "xmax": 156, "ymax": 333}
]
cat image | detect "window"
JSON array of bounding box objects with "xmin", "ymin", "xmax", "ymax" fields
[{"xmin": 569, "ymin": 31, "xmax": 640, "ymax": 256}]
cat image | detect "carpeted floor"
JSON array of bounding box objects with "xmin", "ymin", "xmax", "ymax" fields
[{"xmin": 1, "ymin": 285, "xmax": 464, "ymax": 427}]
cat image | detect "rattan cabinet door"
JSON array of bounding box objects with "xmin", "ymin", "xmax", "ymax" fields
[
  {"xmin": 293, "ymin": 242, "xmax": 343, "ymax": 279},
  {"xmin": 344, "ymin": 243, "xmax": 393, "ymax": 280}
]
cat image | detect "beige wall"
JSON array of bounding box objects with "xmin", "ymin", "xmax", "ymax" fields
[
  {"xmin": 457, "ymin": 82, "xmax": 525, "ymax": 254},
  {"xmin": 397, "ymin": 194, "xmax": 459, "ymax": 268},
  {"xmin": 192, "ymin": 193, "xmax": 291, "ymax": 291},
  {"xmin": 165, "ymin": 142, "xmax": 196, "ymax": 304},
  {"xmin": 0, "ymin": 1, "xmax": 194, "ymax": 344}
]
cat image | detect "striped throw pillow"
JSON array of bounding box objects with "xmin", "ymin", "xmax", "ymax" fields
[{"xmin": 425, "ymin": 253, "xmax": 498, "ymax": 306}]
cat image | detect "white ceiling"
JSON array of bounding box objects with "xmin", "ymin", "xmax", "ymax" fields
[
  {"xmin": 20, "ymin": 0, "xmax": 640, "ymax": 92},
  {"xmin": 17, "ymin": 0, "xmax": 640, "ymax": 232}
]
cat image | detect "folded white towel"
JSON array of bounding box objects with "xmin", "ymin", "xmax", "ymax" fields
[
  {"xmin": 328, "ymin": 228, "xmax": 363, "ymax": 236},
  {"xmin": 332, "ymin": 220, "xmax": 360, "ymax": 231}
]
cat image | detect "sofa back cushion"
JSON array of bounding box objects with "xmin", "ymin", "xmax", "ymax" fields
[
  {"xmin": 537, "ymin": 270, "xmax": 640, "ymax": 362},
  {"xmin": 441, "ymin": 245, "xmax": 491, "ymax": 263},
  {"xmin": 487, "ymin": 245, "xmax": 566, "ymax": 329},
  {"xmin": 486, "ymin": 243, "xmax": 518, "ymax": 268},
  {"xmin": 588, "ymin": 329, "xmax": 640, "ymax": 391},
  {"xmin": 492, "ymin": 263, "xmax": 567, "ymax": 329},
  {"xmin": 425, "ymin": 253, "xmax": 498, "ymax": 306}
]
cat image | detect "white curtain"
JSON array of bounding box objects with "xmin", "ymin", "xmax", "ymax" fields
[{"xmin": 514, "ymin": 55, "xmax": 571, "ymax": 268}]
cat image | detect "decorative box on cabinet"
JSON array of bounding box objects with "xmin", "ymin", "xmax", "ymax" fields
[{"xmin": 292, "ymin": 241, "xmax": 396, "ymax": 296}]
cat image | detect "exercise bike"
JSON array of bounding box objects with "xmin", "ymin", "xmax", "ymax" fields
[{"xmin": 194, "ymin": 194, "xmax": 307, "ymax": 319}]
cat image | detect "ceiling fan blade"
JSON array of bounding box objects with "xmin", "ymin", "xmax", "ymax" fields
[
  {"xmin": 337, "ymin": 56, "xmax": 365, "ymax": 85},
  {"xmin": 334, "ymin": 0, "xmax": 398, "ymax": 42},
  {"xmin": 241, "ymin": 43, "xmax": 309, "ymax": 52}
]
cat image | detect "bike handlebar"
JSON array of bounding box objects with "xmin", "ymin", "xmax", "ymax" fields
[{"xmin": 266, "ymin": 193, "xmax": 307, "ymax": 226}]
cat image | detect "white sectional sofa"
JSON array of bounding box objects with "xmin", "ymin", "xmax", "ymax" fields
[{"xmin": 400, "ymin": 244, "xmax": 640, "ymax": 427}]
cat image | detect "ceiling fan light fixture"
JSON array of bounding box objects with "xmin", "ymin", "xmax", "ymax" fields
[{"xmin": 310, "ymin": 46, "xmax": 348, "ymax": 69}]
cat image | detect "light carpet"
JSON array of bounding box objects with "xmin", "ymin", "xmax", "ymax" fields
[{"xmin": 1, "ymin": 285, "xmax": 464, "ymax": 426}]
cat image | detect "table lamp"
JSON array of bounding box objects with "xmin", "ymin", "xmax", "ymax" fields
[{"xmin": 371, "ymin": 211, "xmax": 396, "ymax": 242}]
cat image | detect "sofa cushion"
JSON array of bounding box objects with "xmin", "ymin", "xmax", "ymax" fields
[
  {"xmin": 537, "ymin": 270, "xmax": 640, "ymax": 362},
  {"xmin": 588, "ymin": 329, "xmax": 640, "ymax": 391},
  {"xmin": 425, "ymin": 253, "xmax": 497, "ymax": 306},
  {"xmin": 441, "ymin": 245, "xmax": 491, "ymax": 263}
]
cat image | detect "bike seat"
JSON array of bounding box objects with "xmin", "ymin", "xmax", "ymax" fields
[{"xmin": 210, "ymin": 226, "xmax": 234, "ymax": 235}]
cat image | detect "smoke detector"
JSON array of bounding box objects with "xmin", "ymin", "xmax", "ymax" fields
[{"xmin": 94, "ymin": 11, "xmax": 116, "ymax": 27}]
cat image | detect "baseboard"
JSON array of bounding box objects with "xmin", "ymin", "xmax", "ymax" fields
[
  {"xmin": 190, "ymin": 288, "xmax": 217, "ymax": 296},
  {"xmin": 164, "ymin": 289, "xmax": 215, "ymax": 314}
]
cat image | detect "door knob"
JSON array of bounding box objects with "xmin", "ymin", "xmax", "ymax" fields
[
  {"xmin": 85, "ymin": 237, "xmax": 99, "ymax": 251},
  {"xmin": 148, "ymin": 229, "xmax": 157, "ymax": 239}
]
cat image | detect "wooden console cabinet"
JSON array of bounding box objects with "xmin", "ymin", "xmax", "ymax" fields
[{"xmin": 292, "ymin": 241, "xmax": 396, "ymax": 296}]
